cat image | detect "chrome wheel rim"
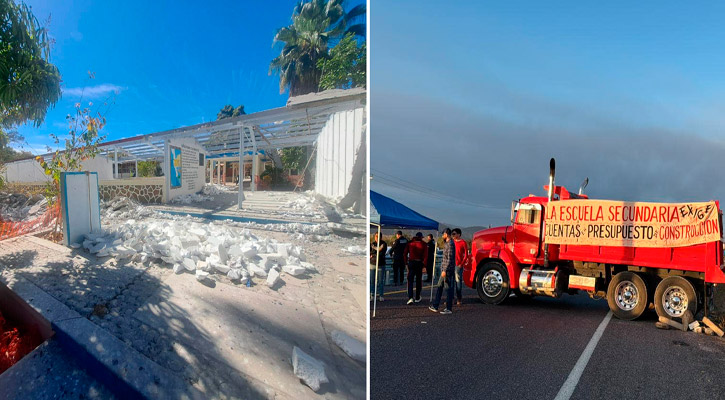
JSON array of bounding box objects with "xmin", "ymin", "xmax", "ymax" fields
[
  {"xmin": 662, "ymin": 285, "xmax": 688, "ymax": 318},
  {"xmin": 482, "ymin": 270, "xmax": 503, "ymax": 298},
  {"xmin": 615, "ymin": 281, "xmax": 639, "ymax": 311}
]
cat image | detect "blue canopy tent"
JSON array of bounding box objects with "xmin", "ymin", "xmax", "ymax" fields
[
  {"xmin": 370, "ymin": 191, "xmax": 439, "ymax": 316},
  {"xmin": 370, "ymin": 190, "xmax": 439, "ymax": 230}
]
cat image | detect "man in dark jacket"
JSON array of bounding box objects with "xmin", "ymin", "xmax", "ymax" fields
[
  {"xmin": 425, "ymin": 233, "xmax": 436, "ymax": 282},
  {"xmin": 429, "ymin": 228, "xmax": 455, "ymax": 314},
  {"xmin": 370, "ymin": 232, "xmax": 387, "ymax": 302},
  {"xmin": 404, "ymin": 232, "xmax": 429, "ymax": 304},
  {"xmin": 389, "ymin": 231, "xmax": 408, "ymax": 286}
]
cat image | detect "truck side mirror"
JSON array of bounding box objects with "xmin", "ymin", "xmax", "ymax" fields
[{"xmin": 510, "ymin": 200, "xmax": 516, "ymax": 224}]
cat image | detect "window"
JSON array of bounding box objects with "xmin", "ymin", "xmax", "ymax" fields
[
  {"xmin": 199, "ymin": 153, "xmax": 205, "ymax": 166},
  {"xmin": 515, "ymin": 204, "xmax": 541, "ymax": 225}
]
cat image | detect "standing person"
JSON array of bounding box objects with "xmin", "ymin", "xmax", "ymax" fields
[
  {"xmin": 404, "ymin": 232, "xmax": 428, "ymax": 305},
  {"xmin": 452, "ymin": 228, "xmax": 469, "ymax": 305},
  {"xmin": 389, "ymin": 231, "xmax": 408, "ymax": 286},
  {"xmin": 425, "ymin": 233, "xmax": 436, "ymax": 282},
  {"xmin": 429, "ymin": 228, "xmax": 455, "ymax": 315},
  {"xmin": 370, "ymin": 232, "xmax": 387, "ymax": 302}
]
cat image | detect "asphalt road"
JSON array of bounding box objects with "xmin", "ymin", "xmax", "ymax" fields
[{"xmin": 370, "ymin": 284, "xmax": 725, "ymax": 400}]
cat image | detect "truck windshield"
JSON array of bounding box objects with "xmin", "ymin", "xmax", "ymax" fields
[{"xmin": 515, "ymin": 203, "xmax": 541, "ymax": 225}]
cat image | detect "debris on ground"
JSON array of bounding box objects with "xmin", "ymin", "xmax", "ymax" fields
[
  {"xmin": 103, "ymin": 197, "xmax": 154, "ymax": 220},
  {"xmin": 172, "ymin": 193, "xmax": 212, "ymax": 204},
  {"xmin": 266, "ymin": 268, "xmax": 280, "ymax": 288},
  {"xmin": 85, "ymin": 208, "xmax": 311, "ymax": 287},
  {"xmin": 654, "ymin": 321, "xmax": 671, "ymax": 330},
  {"xmin": 331, "ymin": 330, "xmax": 365, "ymax": 362},
  {"xmin": 292, "ymin": 346, "xmax": 328, "ymax": 391},
  {"xmin": 702, "ymin": 317, "xmax": 725, "ymax": 337},
  {"xmin": 201, "ymin": 183, "xmax": 237, "ymax": 196},
  {"xmin": 0, "ymin": 192, "xmax": 48, "ymax": 222},
  {"xmin": 342, "ymin": 245, "xmax": 366, "ymax": 255},
  {"xmin": 688, "ymin": 320, "xmax": 700, "ymax": 331},
  {"xmin": 658, "ymin": 316, "xmax": 684, "ymax": 331},
  {"xmin": 681, "ymin": 311, "xmax": 694, "ymax": 332}
]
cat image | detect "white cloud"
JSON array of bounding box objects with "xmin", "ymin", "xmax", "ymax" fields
[{"xmin": 63, "ymin": 84, "xmax": 125, "ymax": 99}]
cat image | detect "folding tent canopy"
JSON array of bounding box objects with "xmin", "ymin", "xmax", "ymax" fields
[
  {"xmin": 370, "ymin": 190, "xmax": 439, "ymax": 317},
  {"xmin": 370, "ymin": 190, "xmax": 439, "ymax": 230}
]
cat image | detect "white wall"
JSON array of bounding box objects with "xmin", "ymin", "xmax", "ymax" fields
[
  {"xmin": 164, "ymin": 137, "xmax": 206, "ymax": 202},
  {"xmin": 315, "ymin": 106, "xmax": 365, "ymax": 199},
  {"xmin": 3, "ymin": 155, "xmax": 113, "ymax": 183}
]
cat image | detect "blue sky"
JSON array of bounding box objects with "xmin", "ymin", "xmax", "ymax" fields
[
  {"xmin": 371, "ymin": 1, "xmax": 725, "ymax": 228},
  {"xmin": 16, "ymin": 0, "xmax": 362, "ymax": 154}
]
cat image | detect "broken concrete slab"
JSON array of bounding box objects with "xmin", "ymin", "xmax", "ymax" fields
[
  {"xmin": 292, "ymin": 346, "xmax": 328, "ymax": 392},
  {"xmin": 331, "ymin": 330, "xmax": 365, "ymax": 362}
]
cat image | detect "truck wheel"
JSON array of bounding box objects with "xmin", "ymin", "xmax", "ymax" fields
[
  {"xmin": 654, "ymin": 276, "xmax": 697, "ymax": 322},
  {"xmin": 607, "ymin": 271, "xmax": 648, "ymax": 320},
  {"xmin": 476, "ymin": 262, "xmax": 510, "ymax": 305}
]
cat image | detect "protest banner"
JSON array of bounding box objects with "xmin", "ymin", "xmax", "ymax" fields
[{"xmin": 544, "ymin": 200, "xmax": 720, "ymax": 248}]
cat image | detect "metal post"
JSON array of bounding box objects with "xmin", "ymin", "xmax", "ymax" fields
[
  {"xmin": 373, "ymin": 224, "xmax": 382, "ymax": 318},
  {"xmin": 429, "ymin": 234, "xmax": 439, "ymax": 304},
  {"xmin": 251, "ymin": 129, "xmax": 258, "ymax": 192},
  {"xmin": 238, "ymin": 126, "xmax": 245, "ymax": 209},
  {"xmin": 113, "ymin": 148, "xmax": 118, "ymax": 179}
]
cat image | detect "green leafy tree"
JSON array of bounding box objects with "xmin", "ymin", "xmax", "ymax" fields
[
  {"xmin": 281, "ymin": 146, "xmax": 306, "ymax": 171},
  {"xmin": 137, "ymin": 160, "xmax": 159, "ymax": 177},
  {"xmin": 0, "ymin": 130, "xmax": 31, "ymax": 162},
  {"xmin": 216, "ymin": 104, "xmax": 245, "ymax": 120},
  {"xmin": 318, "ymin": 33, "xmax": 366, "ymax": 90},
  {"xmin": 36, "ymin": 101, "xmax": 107, "ymax": 200},
  {"xmin": 0, "ymin": 0, "xmax": 61, "ymax": 131},
  {"xmin": 270, "ymin": 0, "xmax": 366, "ymax": 96}
]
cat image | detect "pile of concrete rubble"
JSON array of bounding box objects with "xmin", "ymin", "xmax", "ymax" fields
[
  {"xmin": 80, "ymin": 218, "xmax": 315, "ymax": 288},
  {"xmin": 0, "ymin": 192, "xmax": 48, "ymax": 222},
  {"xmin": 90, "ymin": 196, "xmax": 316, "ymax": 287}
]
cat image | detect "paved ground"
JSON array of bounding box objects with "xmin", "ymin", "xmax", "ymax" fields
[
  {"xmin": 370, "ymin": 284, "xmax": 725, "ymax": 400},
  {"xmin": 0, "ymin": 338, "xmax": 116, "ymax": 399},
  {"xmin": 0, "ymin": 217, "xmax": 366, "ymax": 399}
]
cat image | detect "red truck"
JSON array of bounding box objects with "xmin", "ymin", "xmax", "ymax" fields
[{"xmin": 464, "ymin": 159, "xmax": 725, "ymax": 321}]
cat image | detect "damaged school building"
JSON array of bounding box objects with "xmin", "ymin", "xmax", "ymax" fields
[{"xmin": 2, "ymin": 88, "xmax": 366, "ymax": 213}]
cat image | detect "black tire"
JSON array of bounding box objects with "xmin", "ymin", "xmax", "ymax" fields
[
  {"xmin": 654, "ymin": 276, "xmax": 697, "ymax": 322},
  {"xmin": 607, "ymin": 271, "xmax": 648, "ymax": 320},
  {"xmin": 476, "ymin": 262, "xmax": 510, "ymax": 305}
]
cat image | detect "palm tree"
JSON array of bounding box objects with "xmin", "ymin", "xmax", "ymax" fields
[{"xmin": 270, "ymin": 0, "xmax": 365, "ymax": 97}]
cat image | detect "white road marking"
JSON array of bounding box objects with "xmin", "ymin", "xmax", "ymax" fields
[{"xmin": 554, "ymin": 310, "xmax": 613, "ymax": 400}]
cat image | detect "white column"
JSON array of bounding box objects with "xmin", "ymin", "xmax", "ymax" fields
[
  {"xmin": 238, "ymin": 126, "xmax": 245, "ymax": 209},
  {"xmin": 113, "ymin": 148, "xmax": 118, "ymax": 179},
  {"xmin": 135, "ymin": 159, "xmax": 138, "ymax": 178},
  {"xmin": 251, "ymin": 127, "xmax": 258, "ymax": 192}
]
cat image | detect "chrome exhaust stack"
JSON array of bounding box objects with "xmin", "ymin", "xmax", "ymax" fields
[
  {"xmin": 579, "ymin": 177, "xmax": 589, "ymax": 196},
  {"xmin": 544, "ymin": 158, "xmax": 555, "ymax": 268}
]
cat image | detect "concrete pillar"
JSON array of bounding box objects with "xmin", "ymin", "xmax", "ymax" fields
[{"xmin": 238, "ymin": 126, "xmax": 245, "ymax": 209}]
